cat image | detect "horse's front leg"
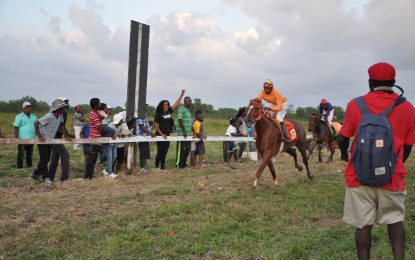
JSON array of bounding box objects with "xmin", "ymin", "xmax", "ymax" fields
[
  {"xmin": 267, "ymin": 160, "xmax": 279, "ymax": 186},
  {"xmin": 306, "ymin": 141, "xmax": 318, "ymax": 160},
  {"xmin": 326, "ymin": 141, "xmax": 335, "ymax": 163},
  {"xmin": 318, "ymin": 145, "xmax": 323, "ymax": 163},
  {"xmin": 253, "ymin": 153, "xmax": 273, "ymax": 188}
]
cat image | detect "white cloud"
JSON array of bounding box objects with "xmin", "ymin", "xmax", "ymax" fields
[{"xmin": 0, "ymin": 0, "xmax": 414, "ymax": 110}]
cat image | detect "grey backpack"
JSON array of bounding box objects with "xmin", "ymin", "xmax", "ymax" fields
[{"xmin": 352, "ymin": 96, "xmax": 405, "ymax": 186}]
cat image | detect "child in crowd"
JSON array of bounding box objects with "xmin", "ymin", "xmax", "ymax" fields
[
  {"xmin": 191, "ymin": 110, "xmax": 206, "ymax": 168},
  {"xmin": 225, "ymin": 117, "xmax": 241, "ymax": 162}
]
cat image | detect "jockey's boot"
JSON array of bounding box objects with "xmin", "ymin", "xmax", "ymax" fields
[{"xmin": 280, "ymin": 122, "xmax": 291, "ymax": 143}]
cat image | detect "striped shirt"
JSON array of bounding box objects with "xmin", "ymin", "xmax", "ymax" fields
[
  {"xmin": 177, "ymin": 105, "xmax": 192, "ymax": 136},
  {"xmin": 89, "ymin": 110, "xmax": 101, "ymax": 139}
]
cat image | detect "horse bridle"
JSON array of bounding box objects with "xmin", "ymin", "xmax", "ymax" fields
[{"xmin": 247, "ymin": 101, "xmax": 271, "ymax": 123}]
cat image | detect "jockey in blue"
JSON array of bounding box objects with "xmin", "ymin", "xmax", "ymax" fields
[{"xmin": 319, "ymin": 98, "xmax": 335, "ymax": 135}]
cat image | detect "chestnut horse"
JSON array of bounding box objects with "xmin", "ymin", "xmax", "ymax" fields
[
  {"xmin": 307, "ymin": 113, "xmax": 336, "ymax": 163},
  {"xmin": 245, "ymin": 99, "xmax": 313, "ymax": 188}
]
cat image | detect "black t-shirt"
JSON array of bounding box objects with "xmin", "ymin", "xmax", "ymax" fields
[{"xmin": 154, "ymin": 111, "xmax": 173, "ymax": 136}]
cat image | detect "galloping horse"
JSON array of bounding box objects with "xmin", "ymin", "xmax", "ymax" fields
[
  {"xmin": 307, "ymin": 113, "xmax": 336, "ymax": 163},
  {"xmin": 245, "ymin": 99, "xmax": 313, "ymax": 188}
]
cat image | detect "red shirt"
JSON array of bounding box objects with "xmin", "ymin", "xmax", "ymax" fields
[
  {"xmin": 89, "ymin": 110, "xmax": 101, "ymax": 139},
  {"xmin": 340, "ymin": 91, "xmax": 415, "ymax": 192}
]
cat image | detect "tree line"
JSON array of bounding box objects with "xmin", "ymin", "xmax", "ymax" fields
[{"xmin": 0, "ymin": 96, "xmax": 344, "ymax": 121}]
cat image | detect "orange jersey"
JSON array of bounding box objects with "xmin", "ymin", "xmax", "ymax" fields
[{"xmin": 256, "ymin": 88, "xmax": 288, "ymax": 112}]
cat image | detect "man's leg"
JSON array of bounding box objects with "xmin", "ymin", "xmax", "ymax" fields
[
  {"xmin": 238, "ymin": 143, "xmax": 246, "ymax": 161},
  {"xmin": 388, "ymin": 222, "xmax": 405, "ymax": 260},
  {"xmin": 355, "ymin": 225, "xmax": 373, "ymax": 260},
  {"xmin": 223, "ymin": 142, "xmax": 229, "ymax": 162},
  {"xmin": 26, "ymin": 145, "xmax": 34, "ymax": 167},
  {"xmin": 48, "ymin": 145, "xmax": 60, "ymax": 181},
  {"xmin": 182, "ymin": 141, "xmax": 191, "ymax": 167},
  {"xmin": 59, "ymin": 145, "xmax": 70, "ymax": 181},
  {"xmin": 85, "ymin": 145, "xmax": 99, "ymax": 179},
  {"xmin": 16, "ymin": 144, "xmax": 24, "ymax": 168}
]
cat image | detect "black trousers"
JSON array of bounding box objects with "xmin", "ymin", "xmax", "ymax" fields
[
  {"xmin": 85, "ymin": 145, "xmax": 101, "ymax": 179},
  {"xmin": 176, "ymin": 141, "xmax": 191, "ymax": 168},
  {"xmin": 156, "ymin": 141, "xmax": 170, "ymax": 169},
  {"xmin": 17, "ymin": 144, "xmax": 34, "ymax": 168},
  {"xmin": 115, "ymin": 146, "xmax": 125, "ymax": 171},
  {"xmin": 49, "ymin": 144, "xmax": 70, "ymax": 181},
  {"xmin": 238, "ymin": 143, "xmax": 246, "ymax": 160},
  {"xmin": 33, "ymin": 144, "xmax": 53, "ymax": 179}
]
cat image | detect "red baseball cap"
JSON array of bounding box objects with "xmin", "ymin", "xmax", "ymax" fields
[
  {"xmin": 368, "ymin": 62, "xmax": 396, "ymax": 81},
  {"xmin": 320, "ymin": 98, "xmax": 327, "ymax": 104}
]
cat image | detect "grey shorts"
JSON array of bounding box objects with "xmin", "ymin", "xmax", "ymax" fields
[{"xmin": 343, "ymin": 186, "xmax": 406, "ymax": 228}]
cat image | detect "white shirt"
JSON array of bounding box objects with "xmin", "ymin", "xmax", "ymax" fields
[{"xmin": 225, "ymin": 125, "xmax": 237, "ymax": 136}]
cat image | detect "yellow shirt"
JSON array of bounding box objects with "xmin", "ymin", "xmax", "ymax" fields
[
  {"xmin": 257, "ymin": 88, "xmax": 288, "ymax": 112},
  {"xmin": 192, "ymin": 120, "xmax": 202, "ymax": 136}
]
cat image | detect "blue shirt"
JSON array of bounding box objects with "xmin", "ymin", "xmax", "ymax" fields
[
  {"xmin": 320, "ymin": 102, "xmax": 333, "ymax": 116},
  {"xmin": 13, "ymin": 112, "xmax": 38, "ymax": 139},
  {"xmin": 136, "ymin": 117, "xmax": 151, "ymax": 136}
]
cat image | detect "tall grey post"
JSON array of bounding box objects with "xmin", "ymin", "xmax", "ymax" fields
[{"xmin": 126, "ymin": 20, "xmax": 150, "ymax": 174}]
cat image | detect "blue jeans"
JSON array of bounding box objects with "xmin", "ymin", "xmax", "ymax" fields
[{"xmin": 103, "ymin": 144, "xmax": 117, "ymax": 174}]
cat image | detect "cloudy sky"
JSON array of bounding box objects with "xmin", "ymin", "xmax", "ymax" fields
[{"xmin": 0, "ymin": 0, "xmax": 414, "ymax": 109}]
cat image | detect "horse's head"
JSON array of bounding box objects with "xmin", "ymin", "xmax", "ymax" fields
[
  {"xmin": 308, "ymin": 113, "xmax": 320, "ymax": 132},
  {"xmin": 244, "ymin": 98, "xmax": 262, "ymax": 127}
]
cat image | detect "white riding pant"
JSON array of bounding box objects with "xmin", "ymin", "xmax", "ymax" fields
[
  {"xmin": 276, "ymin": 103, "xmax": 287, "ymax": 123},
  {"xmin": 326, "ymin": 110, "xmax": 334, "ymax": 126}
]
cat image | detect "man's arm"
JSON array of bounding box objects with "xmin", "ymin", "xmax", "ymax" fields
[
  {"xmin": 337, "ymin": 134, "xmax": 350, "ymax": 162},
  {"xmin": 178, "ymin": 119, "xmax": 187, "ymax": 138},
  {"xmin": 403, "ymin": 145, "xmax": 412, "ymax": 163},
  {"xmin": 34, "ymin": 121, "xmax": 45, "ymax": 142},
  {"xmin": 14, "ymin": 127, "xmax": 19, "ymax": 138},
  {"xmin": 171, "ymin": 90, "xmax": 185, "ymax": 110},
  {"xmin": 139, "ymin": 124, "xmax": 155, "ymax": 137}
]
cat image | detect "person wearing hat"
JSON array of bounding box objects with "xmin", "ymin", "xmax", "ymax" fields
[
  {"xmin": 13, "ymin": 101, "xmax": 38, "ymax": 168},
  {"xmin": 337, "ymin": 62, "xmax": 415, "ymax": 259},
  {"xmin": 102, "ymin": 114, "xmax": 124, "ymax": 179},
  {"xmin": 73, "ymin": 104, "xmax": 84, "ymax": 150},
  {"xmin": 319, "ymin": 98, "xmax": 336, "ymax": 135},
  {"xmin": 48, "ymin": 97, "xmax": 74, "ymax": 182},
  {"xmin": 32, "ymin": 99, "xmax": 71, "ymax": 186},
  {"xmin": 256, "ymin": 79, "xmax": 290, "ymax": 143}
]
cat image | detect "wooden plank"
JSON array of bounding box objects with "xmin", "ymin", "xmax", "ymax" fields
[{"xmin": 0, "ymin": 136, "xmax": 257, "ymax": 145}]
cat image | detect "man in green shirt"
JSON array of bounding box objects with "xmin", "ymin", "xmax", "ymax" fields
[
  {"xmin": 13, "ymin": 101, "xmax": 38, "ymax": 168},
  {"xmin": 176, "ymin": 96, "xmax": 192, "ymax": 168}
]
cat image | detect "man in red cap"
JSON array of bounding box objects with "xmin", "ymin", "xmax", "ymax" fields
[{"xmin": 337, "ymin": 62, "xmax": 415, "ymax": 259}]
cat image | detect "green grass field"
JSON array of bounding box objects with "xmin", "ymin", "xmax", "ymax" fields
[{"xmin": 1, "ymin": 112, "xmax": 414, "ymax": 258}]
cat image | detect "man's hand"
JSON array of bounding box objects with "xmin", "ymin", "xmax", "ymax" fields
[
  {"xmin": 64, "ymin": 135, "xmax": 73, "ymax": 142},
  {"xmin": 151, "ymin": 133, "xmax": 156, "ymax": 138},
  {"xmin": 162, "ymin": 134, "xmax": 167, "ymax": 139},
  {"xmin": 181, "ymin": 89, "xmax": 185, "ymax": 96},
  {"xmin": 111, "ymin": 135, "xmax": 116, "ymax": 140},
  {"xmin": 38, "ymin": 135, "xmax": 45, "ymax": 143},
  {"xmin": 183, "ymin": 132, "xmax": 187, "ymax": 138}
]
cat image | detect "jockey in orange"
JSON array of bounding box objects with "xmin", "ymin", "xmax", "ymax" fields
[{"xmin": 257, "ymin": 79, "xmax": 290, "ymax": 143}]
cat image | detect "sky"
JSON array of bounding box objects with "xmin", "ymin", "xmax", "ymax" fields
[{"xmin": 0, "ymin": 0, "xmax": 414, "ymax": 110}]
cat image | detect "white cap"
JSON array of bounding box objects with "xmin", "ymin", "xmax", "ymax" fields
[
  {"xmin": 112, "ymin": 114, "xmax": 123, "ymax": 125},
  {"xmin": 58, "ymin": 97, "xmax": 69, "ymax": 102},
  {"xmin": 22, "ymin": 101, "xmax": 32, "ymax": 109}
]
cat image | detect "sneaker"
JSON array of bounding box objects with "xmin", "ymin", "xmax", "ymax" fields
[
  {"xmin": 102, "ymin": 170, "xmax": 110, "ymax": 177},
  {"xmin": 31, "ymin": 174, "xmax": 43, "ymax": 182},
  {"xmin": 141, "ymin": 167, "xmax": 149, "ymax": 174},
  {"xmin": 43, "ymin": 178, "xmax": 53, "ymax": 187},
  {"xmin": 109, "ymin": 173, "xmax": 118, "ymax": 179}
]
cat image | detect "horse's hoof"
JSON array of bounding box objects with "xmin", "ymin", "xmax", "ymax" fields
[
  {"xmin": 253, "ymin": 179, "xmax": 258, "ymax": 188},
  {"xmin": 272, "ymin": 179, "xmax": 279, "ymax": 186},
  {"xmin": 296, "ymin": 165, "xmax": 303, "ymax": 171},
  {"xmin": 307, "ymin": 172, "xmax": 314, "ymax": 179},
  {"xmin": 318, "ymin": 159, "xmax": 323, "ymax": 163}
]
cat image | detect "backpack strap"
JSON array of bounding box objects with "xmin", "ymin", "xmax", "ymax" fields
[
  {"xmin": 381, "ymin": 96, "xmax": 406, "ymax": 116},
  {"xmin": 354, "ymin": 96, "xmax": 370, "ymax": 114}
]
